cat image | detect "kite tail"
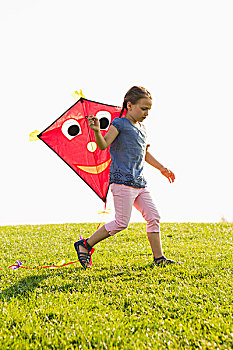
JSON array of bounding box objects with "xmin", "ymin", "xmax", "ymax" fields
[{"xmin": 2, "ymin": 260, "xmax": 79, "ymax": 271}]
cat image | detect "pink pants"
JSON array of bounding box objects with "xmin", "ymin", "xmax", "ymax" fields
[{"xmin": 105, "ymin": 183, "xmax": 160, "ymax": 235}]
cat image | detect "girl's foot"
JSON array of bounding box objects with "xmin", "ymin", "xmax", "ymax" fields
[
  {"xmin": 154, "ymin": 255, "xmax": 180, "ymax": 266},
  {"xmin": 74, "ymin": 239, "xmax": 95, "ymax": 269}
]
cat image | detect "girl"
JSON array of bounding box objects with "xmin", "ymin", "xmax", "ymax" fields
[{"xmin": 74, "ymin": 86, "xmax": 178, "ymax": 268}]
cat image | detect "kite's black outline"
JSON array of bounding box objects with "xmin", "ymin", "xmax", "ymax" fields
[{"xmin": 38, "ymin": 97, "xmax": 121, "ymax": 203}]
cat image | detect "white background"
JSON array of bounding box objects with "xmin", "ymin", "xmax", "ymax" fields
[{"xmin": 1, "ymin": 0, "xmax": 232, "ymax": 225}]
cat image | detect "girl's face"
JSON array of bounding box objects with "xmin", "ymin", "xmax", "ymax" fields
[{"xmin": 127, "ymin": 97, "xmax": 152, "ymax": 123}]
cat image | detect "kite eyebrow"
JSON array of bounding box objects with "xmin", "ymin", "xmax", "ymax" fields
[{"xmin": 64, "ymin": 112, "xmax": 83, "ymax": 120}]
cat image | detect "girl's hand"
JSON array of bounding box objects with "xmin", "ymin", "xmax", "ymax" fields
[
  {"xmin": 160, "ymin": 167, "xmax": 175, "ymax": 183},
  {"xmin": 88, "ymin": 115, "xmax": 100, "ymax": 132}
]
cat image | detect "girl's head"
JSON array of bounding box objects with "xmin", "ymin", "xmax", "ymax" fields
[
  {"xmin": 120, "ymin": 86, "xmax": 152, "ymax": 121},
  {"xmin": 120, "ymin": 86, "xmax": 152, "ymax": 122}
]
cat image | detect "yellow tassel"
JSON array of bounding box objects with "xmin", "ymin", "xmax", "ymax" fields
[
  {"xmin": 57, "ymin": 259, "xmax": 66, "ymax": 266},
  {"xmin": 49, "ymin": 259, "xmax": 66, "ymax": 269},
  {"xmin": 72, "ymin": 89, "xmax": 85, "ymax": 101},
  {"xmin": 98, "ymin": 209, "xmax": 111, "ymax": 215},
  {"xmin": 29, "ymin": 130, "xmax": 40, "ymax": 141}
]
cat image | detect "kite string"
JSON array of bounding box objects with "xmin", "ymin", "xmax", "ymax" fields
[
  {"xmin": 81, "ymin": 99, "xmax": 97, "ymax": 167},
  {"xmin": 96, "ymin": 200, "xmax": 108, "ymax": 230},
  {"xmin": 81, "ymin": 99, "xmax": 106, "ymax": 199}
]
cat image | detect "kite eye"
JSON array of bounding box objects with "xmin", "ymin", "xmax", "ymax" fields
[
  {"xmin": 96, "ymin": 111, "xmax": 111, "ymax": 130},
  {"xmin": 61, "ymin": 119, "xmax": 82, "ymax": 140}
]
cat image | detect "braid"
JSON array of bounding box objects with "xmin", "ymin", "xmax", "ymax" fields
[{"xmin": 119, "ymin": 100, "xmax": 127, "ymax": 118}]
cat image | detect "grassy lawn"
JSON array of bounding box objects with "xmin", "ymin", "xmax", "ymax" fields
[{"xmin": 0, "ymin": 223, "xmax": 232, "ymax": 349}]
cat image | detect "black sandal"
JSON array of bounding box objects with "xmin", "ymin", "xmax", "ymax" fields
[
  {"xmin": 74, "ymin": 238, "xmax": 95, "ymax": 269},
  {"xmin": 154, "ymin": 255, "xmax": 177, "ymax": 266}
]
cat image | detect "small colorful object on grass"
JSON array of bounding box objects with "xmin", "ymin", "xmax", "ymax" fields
[
  {"xmin": 49, "ymin": 259, "xmax": 66, "ymax": 269},
  {"xmin": 9, "ymin": 261, "xmax": 23, "ymax": 270}
]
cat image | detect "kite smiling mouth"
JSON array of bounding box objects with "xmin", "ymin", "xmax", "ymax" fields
[{"xmin": 75, "ymin": 159, "xmax": 111, "ymax": 174}]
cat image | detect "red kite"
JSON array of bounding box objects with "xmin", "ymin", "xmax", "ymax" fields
[{"xmin": 38, "ymin": 98, "xmax": 123, "ymax": 202}]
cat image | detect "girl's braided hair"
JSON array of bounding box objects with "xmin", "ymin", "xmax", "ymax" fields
[{"xmin": 119, "ymin": 86, "xmax": 152, "ymax": 117}]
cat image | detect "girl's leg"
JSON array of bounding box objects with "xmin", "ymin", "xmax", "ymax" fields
[
  {"xmin": 77, "ymin": 184, "xmax": 137, "ymax": 258},
  {"xmin": 133, "ymin": 188, "xmax": 163, "ymax": 259},
  {"xmin": 86, "ymin": 224, "xmax": 110, "ymax": 247},
  {"xmin": 76, "ymin": 225, "xmax": 110, "ymax": 258},
  {"xmin": 147, "ymin": 232, "xmax": 163, "ymax": 259}
]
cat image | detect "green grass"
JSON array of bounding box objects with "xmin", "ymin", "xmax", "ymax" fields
[{"xmin": 0, "ymin": 223, "xmax": 232, "ymax": 349}]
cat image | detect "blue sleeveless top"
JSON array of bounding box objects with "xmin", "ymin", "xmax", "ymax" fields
[{"xmin": 109, "ymin": 117, "xmax": 147, "ymax": 188}]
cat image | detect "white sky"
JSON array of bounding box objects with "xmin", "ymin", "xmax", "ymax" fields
[{"xmin": 0, "ymin": 0, "xmax": 232, "ymax": 225}]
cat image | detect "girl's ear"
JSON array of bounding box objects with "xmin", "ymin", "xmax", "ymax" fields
[{"xmin": 127, "ymin": 101, "xmax": 132, "ymax": 110}]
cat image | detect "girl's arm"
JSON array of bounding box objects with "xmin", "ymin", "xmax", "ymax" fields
[
  {"xmin": 145, "ymin": 151, "xmax": 175, "ymax": 183},
  {"xmin": 88, "ymin": 115, "xmax": 119, "ymax": 150},
  {"xmin": 145, "ymin": 151, "xmax": 165, "ymax": 171}
]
